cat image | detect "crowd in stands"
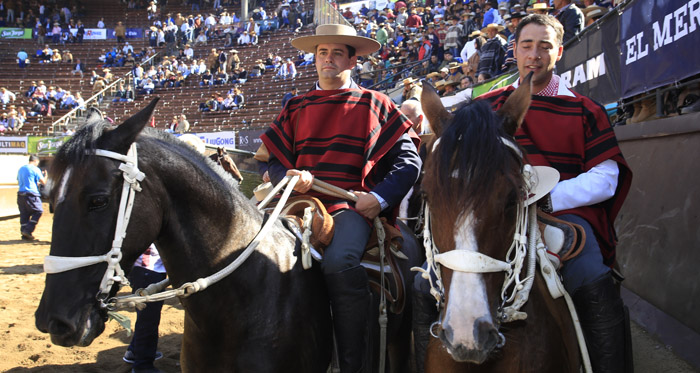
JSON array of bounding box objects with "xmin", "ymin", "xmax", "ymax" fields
[
  {"xmin": 198, "ymin": 85, "xmax": 245, "ymax": 112},
  {"xmin": 0, "ymin": 80, "xmax": 86, "ymax": 133},
  {"xmin": 326, "ymin": 0, "xmax": 617, "ymax": 103}
]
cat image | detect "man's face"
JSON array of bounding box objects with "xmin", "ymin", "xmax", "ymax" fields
[
  {"xmin": 514, "ymin": 23, "xmax": 563, "ymax": 90},
  {"xmin": 553, "ymin": 0, "xmax": 566, "ymax": 9},
  {"xmin": 444, "ymin": 53, "xmax": 453, "ymax": 61},
  {"xmin": 431, "ymin": 55, "xmax": 438, "ymax": 63},
  {"xmin": 315, "ymin": 43, "xmax": 357, "ymax": 82}
]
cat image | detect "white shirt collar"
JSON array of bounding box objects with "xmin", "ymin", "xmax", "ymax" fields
[{"xmin": 315, "ymin": 79, "xmax": 355, "ymax": 90}]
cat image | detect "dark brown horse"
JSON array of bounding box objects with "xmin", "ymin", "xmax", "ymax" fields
[
  {"xmin": 417, "ymin": 75, "xmax": 581, "ymax": 372},
  {"xmin": 34, "ymin": 99, "xmax": 333, "ymax": 371},
  {"xmin": 34, "ymin": 99, "xmax": 422, "ymax": 372}
]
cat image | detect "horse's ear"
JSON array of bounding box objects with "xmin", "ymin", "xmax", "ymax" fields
[
  {"xmin": 97, "ymin": 98, "xmax": 159, "ymax": 152},
  {"xmin": 420, "ymin": 82, "xmax": 452, "ymax": 137},
  {"xmin": 497, "ymin": 72, "xmax": 533, "ymax": 136}
]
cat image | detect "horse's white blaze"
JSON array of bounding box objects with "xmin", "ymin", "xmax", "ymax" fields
[
  {"xmin": 442, "ymin": 213, "xmax": 493, "ymax": 349},
  {"xmin": 56, "ymin": 167, "xmax": 72, "ymax": 205}
]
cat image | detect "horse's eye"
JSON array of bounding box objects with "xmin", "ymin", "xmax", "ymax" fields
[{"xmin": 88, "ymin": 195, "xmax": 109, "ymax": 211}]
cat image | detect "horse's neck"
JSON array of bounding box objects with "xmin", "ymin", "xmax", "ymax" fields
[{"xmin": 149, "ymin": 152, "xmax": 264, "ymax": 284}]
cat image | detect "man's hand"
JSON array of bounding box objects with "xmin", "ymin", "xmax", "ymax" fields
[
  {"xmin": 262, "ymin": 170, "xmax": 270, "ymax": 183},
  {"xmin": 286, "ymin": 169, "xmax": 313, "ymax": 193},
  {"xmin": 353, "ymin": 191, "xmax": 381, "ymax": 219}
]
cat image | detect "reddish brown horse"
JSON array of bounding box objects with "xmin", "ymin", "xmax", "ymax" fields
[
  {"xmin": 417, "ymin": 74, "xmax": 581, "ymax": 372},
  {"xmin": 209, "ymin": 146, "xmax": 244, "ymax": 183}
]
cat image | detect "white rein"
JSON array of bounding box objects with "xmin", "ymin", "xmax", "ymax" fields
[{"xmin": 43, "ymin": 144, "xmax": 303, "ymax": 310}]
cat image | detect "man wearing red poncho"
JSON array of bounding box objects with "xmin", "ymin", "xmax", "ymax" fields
[
  {"xmin": 478, "ymin": 15, "xmax": 632, "ymax": 372},
  {"xmin": 260, "ymin": 24, "xmax": 421, "ymax": 372}
]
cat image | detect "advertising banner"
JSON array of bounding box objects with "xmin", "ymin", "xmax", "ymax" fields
[
  {"xmin": 0, "ymin": 28, "xmax": 32, "ymax": 39},
  {"xmin": 106, "ymin": 28, "xmax": 145, "ymax": 39},
  {"xmin": 557, "ymin": 10, "xmax": 621, "ymax": 104},
  {"xmin": 471, "ymin": 71, "xmax": 519, "ymax": 98},
  {"xmin": 619, "ymin": 0, "xmax": 700, "ymax": 98},
  {"xmin": 66, "ymin": 28, "xmax": 108, "ymax": 40},
  {"xmin": 27, "ymin": 136, "xmax": 71, "ymax": 155},
  {"xmin": 237, "ymin": 129, "xmax": 266, "ymax": 152},
  {"xmin": 0, "ymin": 137, "xmax": 28, "ymax": 153},
  {"xmin": 195, "ymin": 132, "xmax": 238, "ymax": 149}
]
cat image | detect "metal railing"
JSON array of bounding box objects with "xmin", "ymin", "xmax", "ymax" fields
[
  {"xmin": 314, "ymin": 0, "xmax": 352, "ymax": 26},
  {"xmin": 49, "ymin": 52, "xmax": 162, "ymax": 135}
]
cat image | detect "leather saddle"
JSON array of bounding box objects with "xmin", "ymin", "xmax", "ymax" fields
[
  {"xmin": 537, "ymin": 210, "xmax": 586, "ymax": 269},
  {"xmin": 275, "ymin": 197, "xmax": 408, "ymax": 315}
]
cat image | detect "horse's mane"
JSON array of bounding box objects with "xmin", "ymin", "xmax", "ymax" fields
[
  {"xmin": 428, "ymin": 101, "xmax": 524, "ymax": 215},
  {"xmin": 49, "ymin": 119, "xmax": 241, "ymax": 203}
]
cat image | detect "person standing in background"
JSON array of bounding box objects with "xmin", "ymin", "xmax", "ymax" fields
[
  {"xmin": 17, "ymin": 155, "xmax": 47, "ymax": 241},
  {"xmin": 123, "ymin": 244, "xmax": 167, "ymax": 373}
]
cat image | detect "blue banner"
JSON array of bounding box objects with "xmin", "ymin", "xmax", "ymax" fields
[
  {"xmin": 619, "ymin": 0, "xmax": 700, "ymax": 98},
  {"xmin": 557, "ymin": 10, "xmax": 621, "ymax": 104},
  {"xmin": 106, "ymin": 28, "xmax": 144, "ymax": 39},
  {"xmin": 237, "ymin": 129, "xmax": 266, "ymax": 152}
]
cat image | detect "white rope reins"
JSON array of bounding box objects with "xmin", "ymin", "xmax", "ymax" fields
[{"xmin": 43, "ymin": 145, "xmax": 302, "ymax": 310}]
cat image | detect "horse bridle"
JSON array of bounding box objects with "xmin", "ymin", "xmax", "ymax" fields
[
  {"xmin": 44, "ymin": 143, "xmax": 145, "ymax": 309},
  {"xmin": 42, "ymin": 144, "xmax": 306, "ymax": 311},
  {"xmin": 413, "ymin": 137, "xmax": 540, "ymax": 339}
]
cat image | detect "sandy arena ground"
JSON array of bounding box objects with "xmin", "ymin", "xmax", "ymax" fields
[{"xmin": 0, "ymin": 205, "xmax": 696, "ymax": 372}]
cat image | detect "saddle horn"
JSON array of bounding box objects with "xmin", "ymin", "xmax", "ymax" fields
[{"xmin": 497, "ymin": 71, "xmax": 533, "ymax": 136}]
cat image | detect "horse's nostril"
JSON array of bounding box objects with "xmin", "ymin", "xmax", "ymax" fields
[
  {"xmin": 475, "ymin": 317, "xmax": 499, "ymax": 351},
  {"xmin": 48, "ymin": 318, "xmax": 76, "ymax": 336}
]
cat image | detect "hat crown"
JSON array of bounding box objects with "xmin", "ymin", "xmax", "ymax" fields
[{"xmin": 315, "ymin": 24, "xmax": 358, "ymax": 37}]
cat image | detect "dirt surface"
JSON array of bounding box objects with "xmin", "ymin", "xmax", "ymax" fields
[
  {"xmin": 0, "ymin": 204, "xmax": 184, "ymax": 373},
  {"xmin": 0, "ymin": 206, "xmax": 696, "ymax": 372}
]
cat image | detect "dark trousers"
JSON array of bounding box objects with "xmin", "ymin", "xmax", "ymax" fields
[
  {"xmin": 322, "ymin": 209, "xmax": 373, "ymax": 372},
  {"xmin": 321, "ymin": 209, "xmax": 371, "ymax": 274},
  {"xmin": 127, "ymin": 266, "xmax": 167, "ymax": 370},
  {"xmin": 17, "ymin": 193, "xmax": 43, "ymax": 234}
]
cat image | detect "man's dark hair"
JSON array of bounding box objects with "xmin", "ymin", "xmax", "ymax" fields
[
  {"xmin": 315, "ymin": 44, "xmax": 356, "ymax": 58},
  {"xmin": 29, "ymin": 155, "xmax": 40, "ymax": 163},
  {"xmin": 514, "ymin": 14, "xmax": 564, "ymax": 45}
]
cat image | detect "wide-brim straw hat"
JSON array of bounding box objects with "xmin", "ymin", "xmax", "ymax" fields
[
  {"xmin": 582, "ymin": 5, "xmax": 608, "ymax": 20},
  {"xmin": 481, "ymin": 23, "xmax": 505, "ymax": 33},
  {"xmin": 469, "ymin": 30, "xmax": 482, "ymax": 38},
  {"xmin": 532, "ymin": 2, "xmax": 553, "ymax": 10},
  {"xmin": 291, "ymin": 24, "xmax": 381, "ymax": 56},
  {"xmin": 402, "ymin": 77, "xmax": 416, "ymax": 86}
]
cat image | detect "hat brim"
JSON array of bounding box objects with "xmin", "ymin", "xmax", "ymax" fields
[
  {"xmin": 481, "ymin": 24, "xmax": 505, "ymax": 33},
  {"xmin": 292, "ymin": 34, "xmax": 380, "ymax": 56},
  {"xmin": 525, "ymin": 166, "xmax": 560, "ymax": 205}
]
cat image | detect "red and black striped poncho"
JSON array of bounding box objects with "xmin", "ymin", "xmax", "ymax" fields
[
  {"xmin": 479, "ymin": 85, "xmax": 633, "ymax": 267},
  {"xmin": 261, "ymin": 87, "xmax": 417, "ymax": 215}
]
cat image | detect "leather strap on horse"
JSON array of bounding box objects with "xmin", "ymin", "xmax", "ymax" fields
[
  {"xmin": 537, "ymin": 210, "xmax": 586, "ymax": 266},
  {"xmin": 107, "ymin": 175, "xmax": 303, "ymax": 310}
]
